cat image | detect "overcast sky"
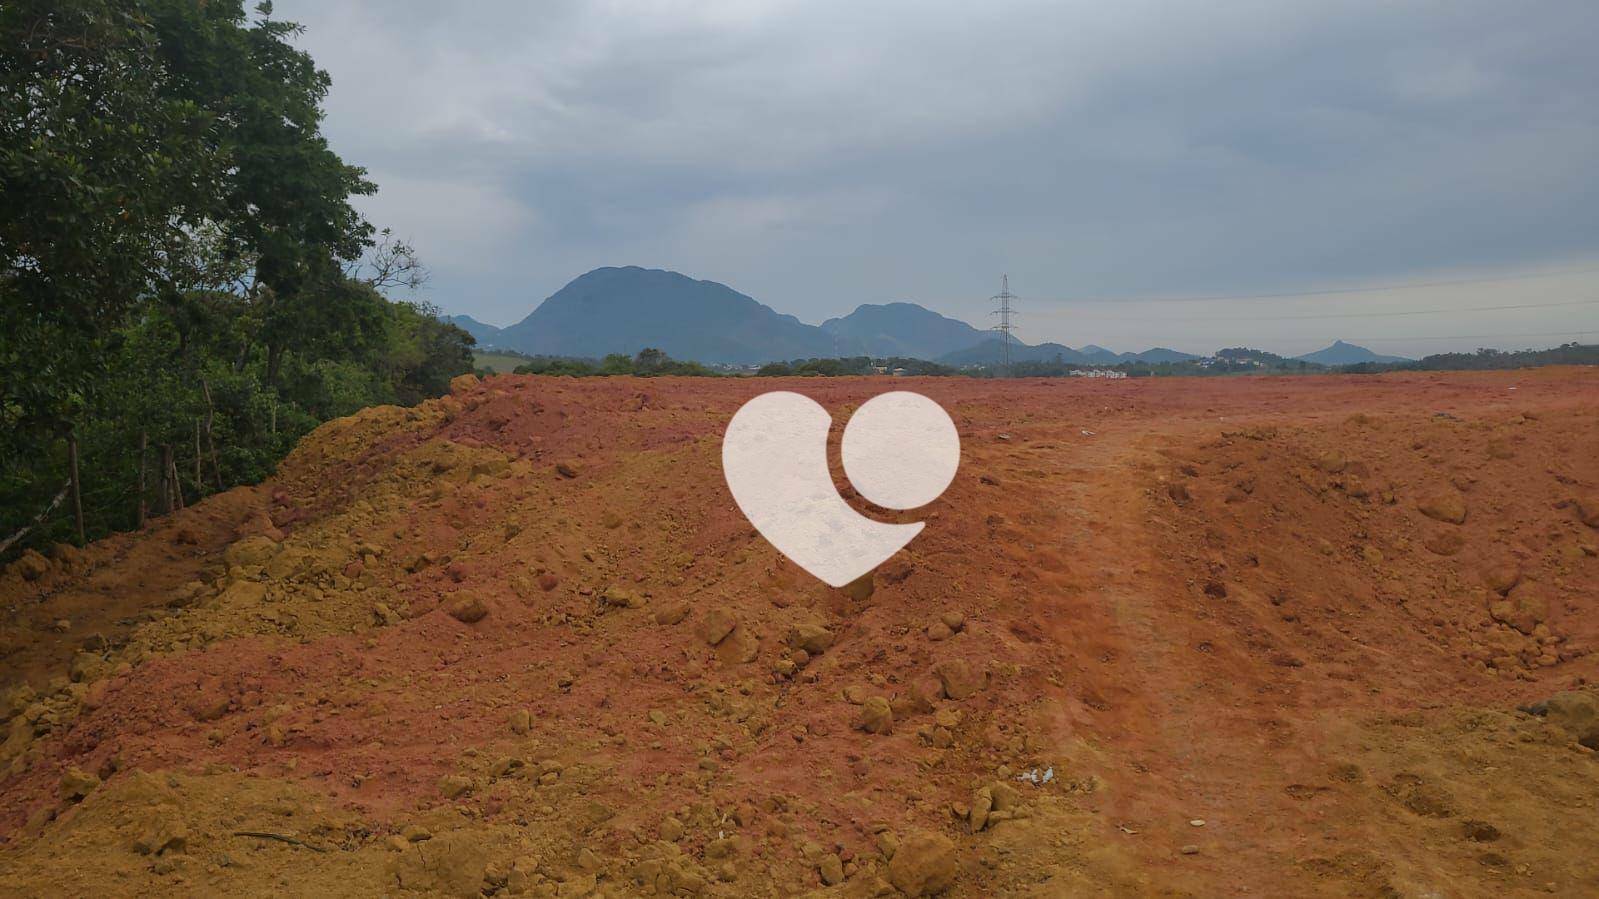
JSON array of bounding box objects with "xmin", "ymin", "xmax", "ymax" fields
[{"xmin": 276, "ymin": 0, "xmax": 1599, "ymax": 357}]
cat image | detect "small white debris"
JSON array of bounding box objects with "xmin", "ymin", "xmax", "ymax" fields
[{"xmin": 1189, "ymin": 819, "xmax": 1206, "ymax": 827}]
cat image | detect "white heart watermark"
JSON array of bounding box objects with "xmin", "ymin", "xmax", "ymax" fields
[{"xmin": 721, "ymin": 391, "xmax": 960, "ymax": 587}]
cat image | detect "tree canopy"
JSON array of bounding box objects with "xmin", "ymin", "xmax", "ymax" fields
[{"xmin": 1, "ymin": 1, "xmax": 473, "ymax": 557}]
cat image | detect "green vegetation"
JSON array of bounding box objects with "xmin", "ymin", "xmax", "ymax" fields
[
  {"xmin": 473, "ymin": 351, "xmax": 538, "ymax": 375},
  {"xmin": 512, "ymin": 348, "xmax": 718, "ymax": 378},
  {"xmin": 757, "ymin": 357, "xmax": 956, "ymax": 377},
  {"xmin": 1343, "ymin": 342, "xmax": 1599, "ymax": 373},
  {"xmin": 1, "ymin": 1, "xmax": 473, "ymax": 557}
]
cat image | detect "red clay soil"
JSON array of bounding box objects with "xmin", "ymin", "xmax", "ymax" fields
[{"xmin": 2, "ymin": 368, "xmax": 1598, "ymax": 897}]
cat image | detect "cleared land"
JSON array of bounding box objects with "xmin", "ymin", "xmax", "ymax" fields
[
  {"xmin": 473, "ymin": 351, "xmax": 534, "ymax": 374},
  {"xmin": 2, "ymin": 369, "xmax": 1598, "ymax": 896}
]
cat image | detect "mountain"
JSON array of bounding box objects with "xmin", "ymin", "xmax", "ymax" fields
[
  {"xmin": 445, "ymin": 315, "xmax": 503, "ymax": 347},
  {"xmin": 820, "ymin": 302, "xmax": 989, "ymax": 359},
  {"xmin": 1295, "ymin": 340, "xmax": 1410, "ymax": 366},
  {"xmin": 936, "ymin": 339, "xmax": 1091, "ymax": 366},
  {"xmin": 493, "ymin": 267, "xmax": 843, "ymax": 364},
  {"xmin": 1126, "ymin": 347, "xmax": 1200, "ymax": 364}
]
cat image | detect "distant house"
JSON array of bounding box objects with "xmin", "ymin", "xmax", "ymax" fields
[
  {"xmin": 890, "ymin": 367, "xmax": 908, "ymax": 377},
  {"xmin": 1069, "ymin": 368, "xmax": 1126, "ymax": 379}
]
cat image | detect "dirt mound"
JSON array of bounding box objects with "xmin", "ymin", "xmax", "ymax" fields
[{"xmin": 3, "ymin": 368, "xmax": 1598, "ymax": 895}]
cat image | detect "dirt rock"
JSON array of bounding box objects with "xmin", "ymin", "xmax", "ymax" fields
[
  {"xmin": 387, "ymin": 832, "xmax": 488, "ymax": 897},
  {"xmin": 448, "ymin": 597, "xmax": 489, "ymax": 624},
  {"xmin": 1416, "ymin": 489, "xmax": 1467, "ymax": 525},
  {"xmin": 819, "ymin": 852, "xmax": 845, "ymax": 885},
  {"xmin": 857, "ymin": 696, "xmax": 893, "ymax": 735},
  {"xmin": 59, "ymin": 766, "xmax": 100, "ymax": 801},
  {"xmin": 1489, "ymin": 582, "xmax": 1549, "ymax": 635},
  {"xmin": 787, "ymin": 622, "xmax": 834, "ymax": 655},
  {"xmin": 133, "ymin": 817, "xmax": 188, "ymax": 856},
  {"xmin": 932, "ymin": 659, "xmax": 986, "ymax": 701},
  {"xmin": 1578, "ymin": 495, "xmax": 1599, "ymax": 528},
  {"xmin": 554, "ymin": 462, "xmax": 579, "ymax": 479},
  {"xmin": 439, "ymin": 774, "xmax": 473, "ymax": 799},
  {"xmin": 224, "ymin": 535, "xmax": 280, "ymax": 568},
  {"xmin": 509, "ymin": 708, "xmax": 532, "ymax": 735},
  {"xmin": 887, "ymin": 830, "xmax": 957, "ymax": 896},
  {"xmin": 13, "ymin": 549, "xmax": 50, "ymax": 581},
  {"xmin": 1480, "ymin": 560, "xmax": 1521, "ymax": 596},
  {"xmin": 602, "ymin": 586, "xmax": 645, "ymax": 609},
  {"xmin": 1541, "ymin": 692, "xmax": 1599, "ymax": 749},
  {"xmin": 1423, "ymin": 531, "xmax": 1465, "ymax": 556},
  {"xmin": 698, "ymin": 607, "xmax": 737, "ymax": 646},
  {"xmin": 655, "ymin": 602, "xmax": 690, "ymax": 625}
]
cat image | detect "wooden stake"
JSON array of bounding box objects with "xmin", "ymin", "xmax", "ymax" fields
[
  {"xmin": 201, "ymin": 378, "xmax": 223, "ymax": 489},
  {"xmin": 68, "ymin": 431, "xmax": 85, "ymax": 545},
  {"xmin": 137, "ymin": 431, "xmax": 147, "ymax": 528}
]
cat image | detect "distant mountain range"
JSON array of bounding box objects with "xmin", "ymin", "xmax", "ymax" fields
[{"xmin": 448, "ymin": 266, "xmax": 1406, "ymax": 367}]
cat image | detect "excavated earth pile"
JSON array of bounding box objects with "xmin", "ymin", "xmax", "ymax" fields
[{"xmin": 2, "ymin": 368, "xmax": 1598, "ymax": 897}]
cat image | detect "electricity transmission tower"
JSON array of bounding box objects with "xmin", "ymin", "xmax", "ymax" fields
[{"xmin": 990, "ymin": 274, "xmax": 1017, "ymax": 374}]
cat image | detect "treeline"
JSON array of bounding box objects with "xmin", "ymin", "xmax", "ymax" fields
[
  {"xmin": 1342, "ymin": 343, "xmax": 1599, "ymax": 373},
  {"xmin": 1, "ymin": 1, "xmax": 473, "ymax": 558},
  {"xmin": 756, "ymin": 357, "xmax": 956, "ymax": 377},
  {"xmin": 513, "ymin": 348, "xmax": 718, "ymax": 377}
]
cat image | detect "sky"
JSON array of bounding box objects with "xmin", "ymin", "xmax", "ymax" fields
[{"xmin": 275, "ymin": 0, "xmax": 1599, "ymax": 358}]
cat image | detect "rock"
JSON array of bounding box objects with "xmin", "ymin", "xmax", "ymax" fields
[
  {"xmin": 447, "ymin": 596, "xmax": 489, "ymax": 624},
  {"xmin": 386, "ymin": 832, "xmax": 488, "ymax": 897},
  {"xmin": 554, "ymin": 462, "xmax": 579, "ymax": 479},
  {"xmin": 439, "ymin": 774, "xmax": 473, "ymax": 798},
  {"xmin": 509, "ymin": 708, "xmax": 532, "ymax": 735},
  {"xmin": 932, "ymin": 659, "xmax": 985, "ymax": 701},
  {"xmin": 60, "ymin": 766, "xmax": 100, "ymax": 801},
  {"xmin": 857, "ymin": 696, "xmax": 894, "ymax": 735},
  {"xmin": 1481, "ymin": 561, "xmax": 1521, "ymax": 596},
  {"xmin": 1180, "ymin": 844, "xmax": 1200, "ymax": 856},
  {"xmin": 224, "ymin": 535, "xmax": 280, "ymax": 568},
  {"xmin": 134, "ymin": 817, "xmax": 188, "ymax": 855},
  {"xmin": 698, "ymin": 607, "xmax": 737, "ymax": 646},
  {"xmin": 1542, "ymin": 691, "xmax": 1599, "ymax": 749},
  {"xmin": 969, "ymin": 787, "xmax": 992, "ymax": 832},
  {"xmin": 887, "ymin": 831, "xmax": 957, "ymax": 897},
  {"xmin": 13, "ymin": 549, "xmax": 50, "ymax": 581},
  {"xmin": 940, "ymin": 611, "xmax": 966, "ymax": 632},
  {"xmin": 1167, "ymin": 482, "xmax": 1191, "ymax": 505},
  {"xmin": 602, "ymin": 586, "xmax": 645, "ymax": 609},
  {"xmin": 787, "ymin": 622, "xmax": 834, "ymax": 655},
  {"xmin": 1416, "ymin": 489, "xmax": 1467, "ymax": 525},
  {"xmin": 1423, "ymin": 531, "xmax": 1465, "ymax": 556},
  {"xmin": 927, "ymin": 622, "xmax": 954, "ymax": 642},
  {"xmin": 819, "ymin": 853, "xmax": 845, "ymax": 886},
  {"xmin": 842, "ymin": 573, "xmax": 875, "ymax": 602},
  {"xmin": 1578, "ymin": 495, "xmax": 1599, "ymax": 529},
  {"xmin": 1314, "ymin": 450, "xmax": 1347, "ymax": 473},
  {"xmin": 660, "ymin": 816, "xmax": 685, "ymax": 842},
  {"xmin": 655, "ymin": 602, "xmax": 690, "ymax": 625},
  {"xmin": 449, "ymin": 373, "xmax": 480, "ymax": 394},
  {"xmin": 1462, "ymin": 820, "xmax": 1501, "ymax": 842},
  {"xmin": 1490, "ymin": 582, "xmax": 1549, "ymax": 635}
]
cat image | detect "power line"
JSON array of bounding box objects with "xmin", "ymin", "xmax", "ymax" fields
[
  {"xmin": 1037, "ymin": 297, "xmax": 1599, "ymax": 323},
  {"xmin": 961, "ymin": 263, "xmax": 1599, "ymax": 307},
  {"xmin": 1336, "ymin": 329, "xmax": 1599, "ymax": 343}
]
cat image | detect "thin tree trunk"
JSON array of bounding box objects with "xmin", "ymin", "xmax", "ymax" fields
[
  {"xmin": 137, "ymin": 431, "xmax": 147, "ymax": 528},
  {"xmin": 0, "ymin": 481, "xmax": 70, "ymax": 558},
  {"xmin": 201, "ymin": 378, "xmax": 223, "ymax": 489},
  {"xmin": 157, "ymin": 445, "xmax": 173, "ymax": 514},
  {"xmin": 194, "ymin": 419, "xmax": 203, "ymax": 493},
  {"xmin": 167, "ymin": 449, "xmax": 185, "ymax": 511},
  {"xmin": 68, "ymin": 431, "xmax": 85, "ymax": 545}
]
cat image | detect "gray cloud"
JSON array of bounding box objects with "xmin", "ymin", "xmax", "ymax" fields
[{"xmin": 277, "ymin": 0, "xmax": 1599, "ymax": 357}]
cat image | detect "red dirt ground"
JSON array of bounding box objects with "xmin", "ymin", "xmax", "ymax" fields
[{"xmin": 2, "ymin": 368, "xmax": 1598, "ymax": 897}]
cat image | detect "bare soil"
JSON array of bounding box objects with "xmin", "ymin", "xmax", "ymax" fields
[{"xmin": 2, "ymin": 368, "xmax": 1598, "ymax": 897}]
